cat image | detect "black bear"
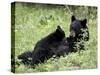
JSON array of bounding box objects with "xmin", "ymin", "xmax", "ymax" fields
[
  {"xmin": 56, "ymin": 15, "xmax": 89, "ymax": 56},
  {"xmin": 18, "ymin": 26, "xmax": 65, "ymax": 64},
  {"xmin": 69, "ymin": 15, "xmax": 89, "ymax": 51},
  {"xmin": 69, "ymin": 15, "xmax": 89, "ymax": 41}
]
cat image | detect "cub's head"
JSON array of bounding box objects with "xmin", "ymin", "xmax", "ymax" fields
[{"xmin": 55, "ymin": 25, "xmax": 65, "ymax": 40}]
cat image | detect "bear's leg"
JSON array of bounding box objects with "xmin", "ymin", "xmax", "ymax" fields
[{"xmin": 18, "ymin": 51, "xmax": 32, "ymax": 64}]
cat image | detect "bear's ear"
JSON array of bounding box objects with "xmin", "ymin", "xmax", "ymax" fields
[
  {"xmin": 81, "ymin": 19, "xmax": 87, "ymax": 27},
  {"xmin": 57, "ymin": 25, "xmax": 61, "ymax": 29},
  {"xmin": 56, "ymin": 25, "xmax": 61, "ymax": 32},
  {"xmin": 71, "ymin": 15, "xmax": 76, "ymax": 22}
]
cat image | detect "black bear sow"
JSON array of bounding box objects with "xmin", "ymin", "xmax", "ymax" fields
[
  {"xmin": 70, "ymin": 15, "xmax": 89, "ymax": 41},
  {"xmin": 18, "ymin": 26, "xmax": 65, "ymax": 65},
  {"xmin": 69, "ymin": 15, "xmax": 89, "ymax": 51}
]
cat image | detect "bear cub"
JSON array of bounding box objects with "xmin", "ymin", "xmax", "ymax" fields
[{"xmin": 18, "ymin": 26, "xmax": 65, "ymax": 65}]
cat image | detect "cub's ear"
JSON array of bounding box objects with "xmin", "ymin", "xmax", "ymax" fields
[
  {"xmin": 56, "ymin": 25, "xmax": 62, "ymax": 32},
  {"xmin": 71, "ymin": 15, "xmax": 76, "ymax": 22},
  {"xmin": 81, "ymin": 19, "xmax": 87, "ymax": 27},
  {"xmin": 57, "ymin": 25, "xmax": 61, "ymax": 29}
]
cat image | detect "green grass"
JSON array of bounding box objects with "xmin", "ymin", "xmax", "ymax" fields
[{"xmin": 11, "ymin": 2, "xmax": 97, "ymax": 73}]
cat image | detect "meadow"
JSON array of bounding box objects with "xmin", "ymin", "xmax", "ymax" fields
[{"xmin": 11, "ymin": 2, "xmax": 97, "ymax": 73}]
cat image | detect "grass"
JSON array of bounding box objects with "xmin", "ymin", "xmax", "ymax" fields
[{"xmin": 11, "ymin": 2, "xmax": 97, "ymax": 73}]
